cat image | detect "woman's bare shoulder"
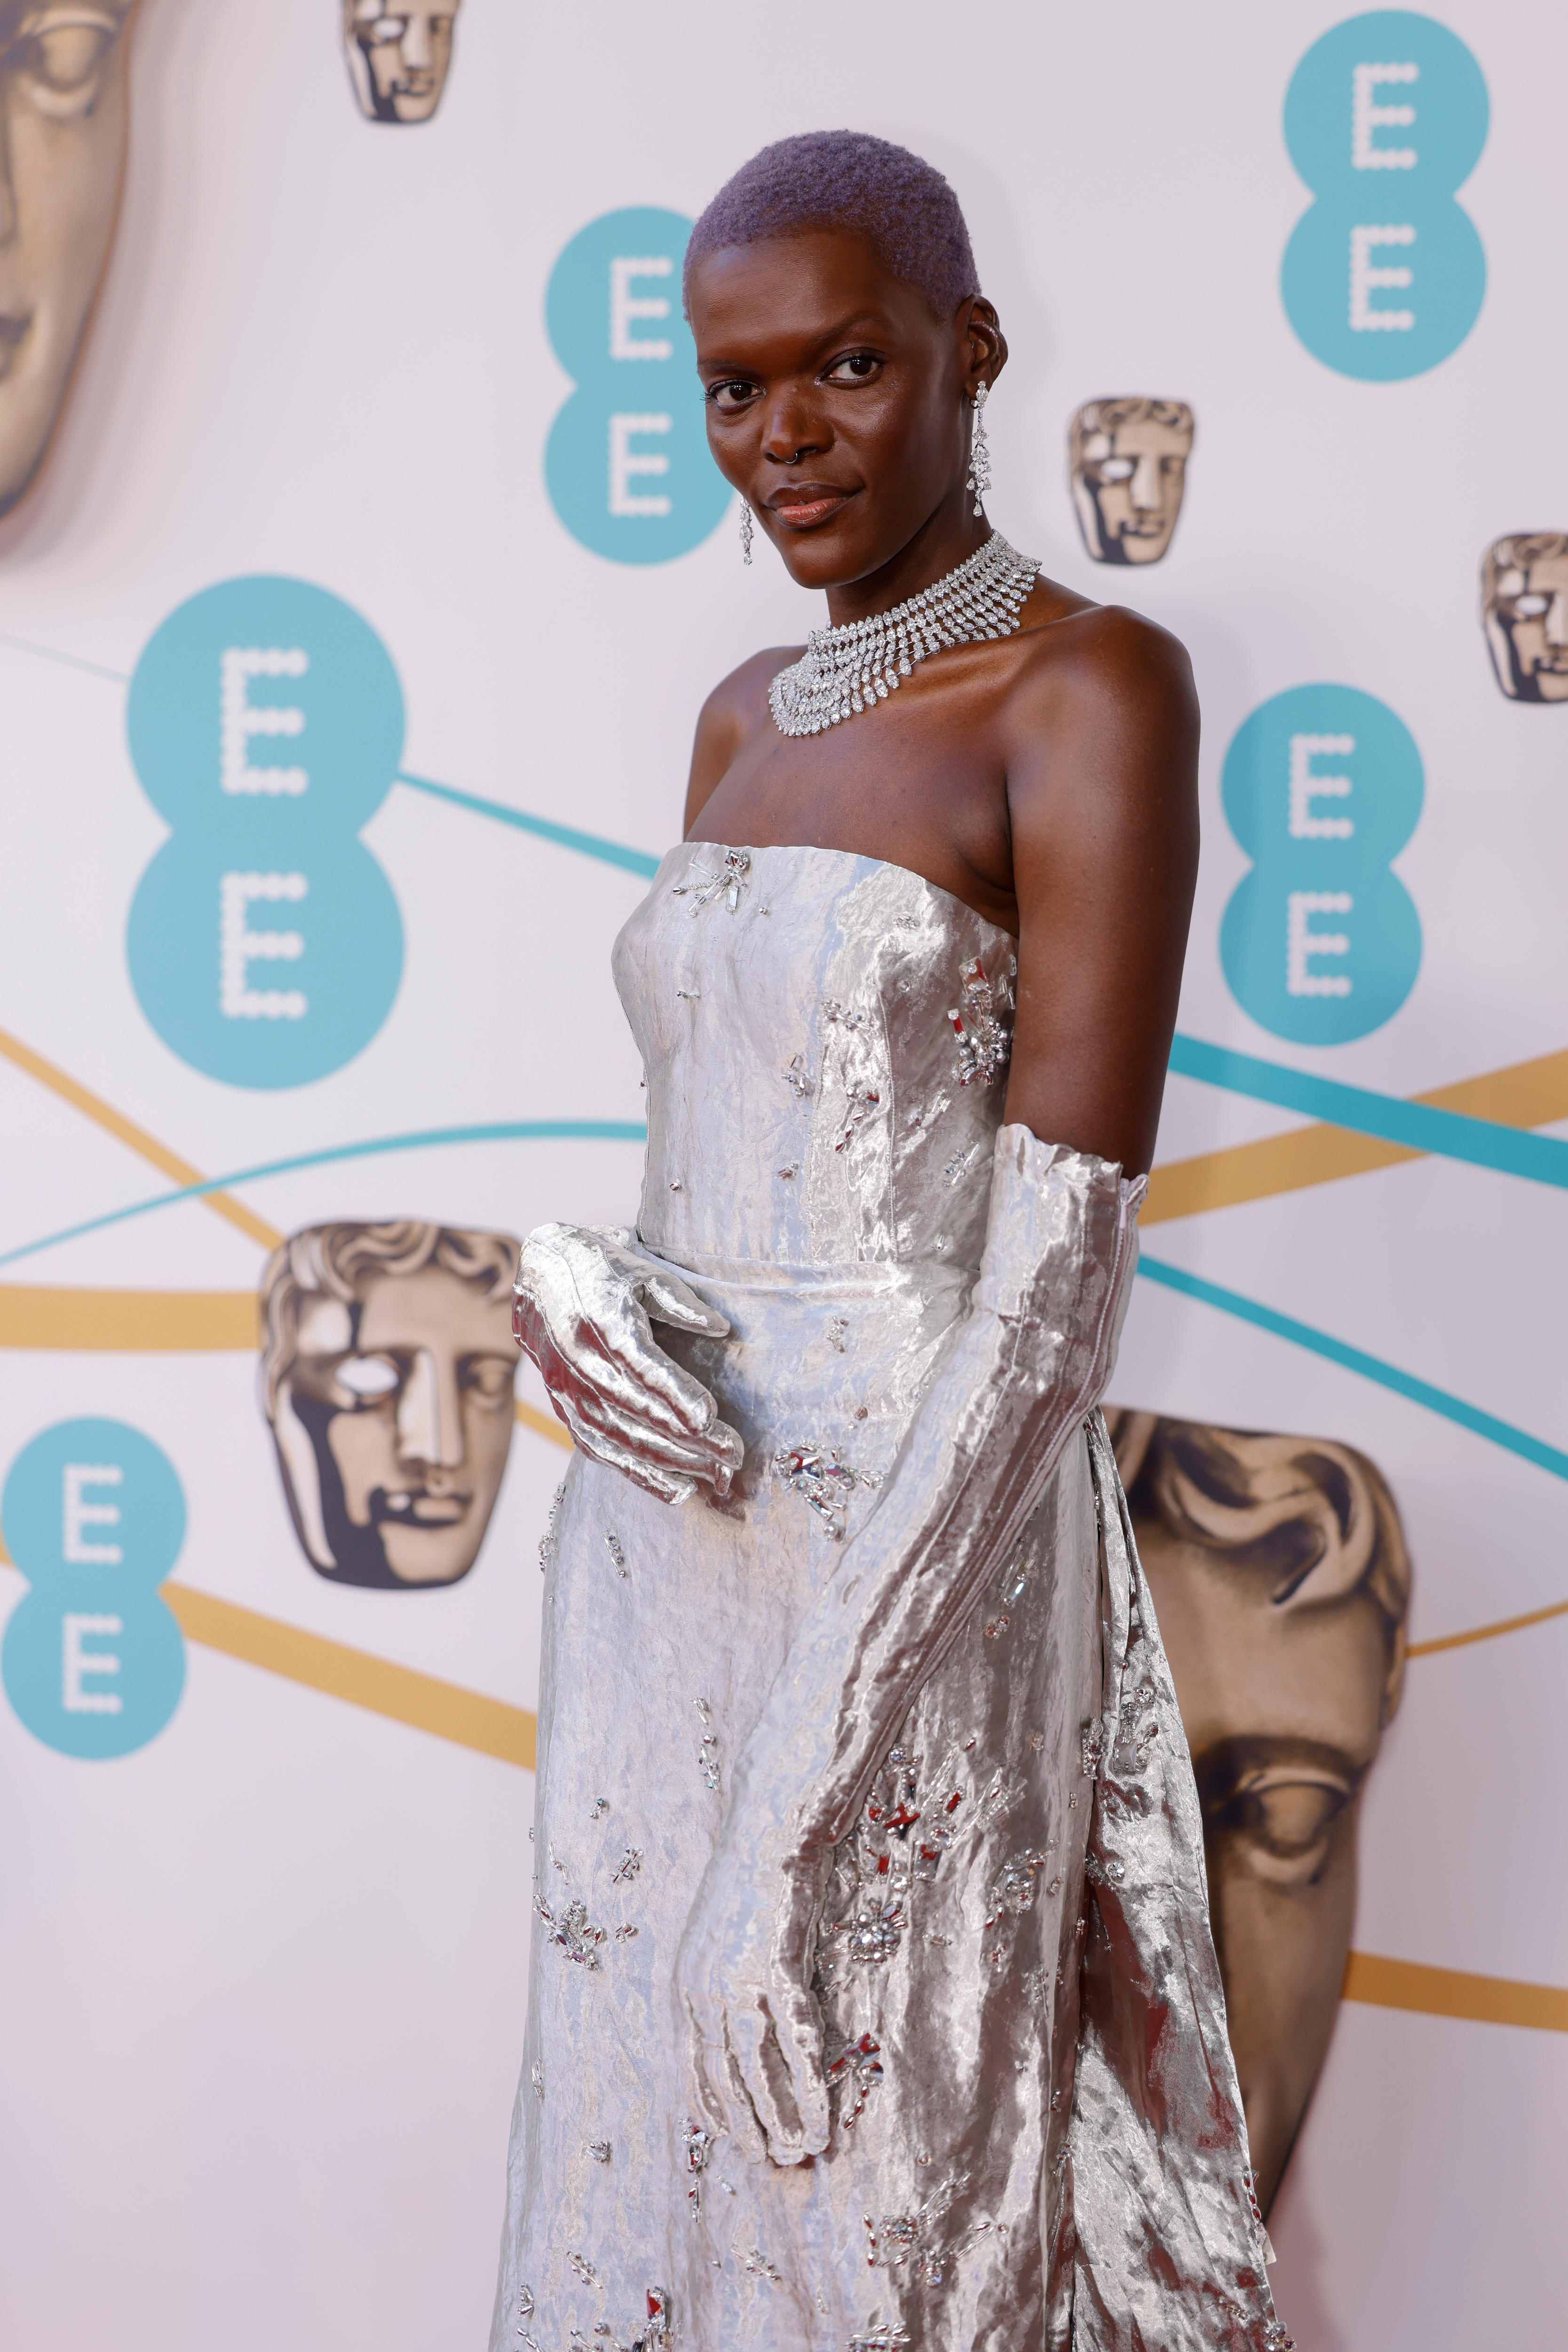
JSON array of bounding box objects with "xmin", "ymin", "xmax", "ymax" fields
[
  {"xmin": 697, "ymin": 644, "xmax": 805, "ymax": 738},
  {"xmin": 1007, "ymin": 591, "xmax": 1196, "ymax": 725},
  {"xmin": 686, "ymin": 644, "xmax": 804, "ymax": 827}
]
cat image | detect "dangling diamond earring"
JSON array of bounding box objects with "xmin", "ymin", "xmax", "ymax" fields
[
  {"xmin": 739, "ymin": 497, "xmax": 754, "ymax": 565},
  {"xmin": 966, "ymin": 385, "xmax": 992, "ymax": 518}
]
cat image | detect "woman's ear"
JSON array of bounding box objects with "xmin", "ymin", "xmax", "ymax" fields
[{"xmin": 960, "ymin": 295, "xmax": 1007, "ymax": 396}]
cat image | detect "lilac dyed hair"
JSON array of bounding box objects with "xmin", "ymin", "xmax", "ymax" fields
[{"xmin": 682, "ymin": 130, "xmax": 980, "ymax": 320}]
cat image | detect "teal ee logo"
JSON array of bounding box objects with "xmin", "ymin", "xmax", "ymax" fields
[
  {"xmin": 2, "ymin": 1420, "xmax": 186, "ymax": 1759},
  {"xmin": 1220, "ymin": 685, "xmax": 1423, "ymax": 1045},
  {"xmin": 1282, "ymin": 11, "xmax": 1488, "ymax": 381},
  {"xmin": 127, "ymin": 576, "xmax": 405, "ymax": 1089},
  {"xmin": 545, "ymin": 207, "xmax": 731, "ymax": 564}
]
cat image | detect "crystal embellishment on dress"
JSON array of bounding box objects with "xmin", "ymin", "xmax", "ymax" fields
[
  {"xmin": 848, "ymin": 2323, "xmax": 911, "ymax": 2352},
  {"xmin": 768, "ymin": 532, "xmax": 1040, "ymax": 737},
  {"xmin": 681, "ymin": 2119, "xmax": 714, "ymax": 2214},
  {"xmin": 672, "ymin": 847, "xmax": 750, "ymax": 914},
  {"xmin": 834, "ymin": 1086, "xmax": 882, "ymax": 1153},
  {"xmin": 949, "ymin": 959, "xmax": 1010, "ymax": 1087},
  {"xmin": 693, "ymin": 1698, "xmax": 721, "ymax": 1792},
  {"xmin": 567, "ymin": 2250, "xmax": 600, "ymax": 2287},
  {"xmin": 825, "ymin": 2031, "xmax": 885, "ymax": 2128},
  {"xmin": 539, "ymin": 1477, "xmax": 567, "ymax": 1572},
  {"xmin": 634, "ymin": 2290, "xmax": 673, "ymax": 2351},
  {"xmin": 535, "ymin": 1891, "xmax": 608, "ymax": 1969},
  {"xmin": 782, "ymin": 1051, "xmax": 813, "ymax": 1097},
  {"xmin": 773, "ymin": 1442, "xmax": 858, "ymax": 1537}
]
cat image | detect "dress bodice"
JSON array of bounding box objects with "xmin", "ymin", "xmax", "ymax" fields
[{"xmin": 612, "ymin": 842, "xmax": 1017, "ymax": 1270}]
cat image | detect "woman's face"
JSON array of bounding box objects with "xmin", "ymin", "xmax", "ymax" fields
[{"xmin": 686, "ymin": 228, "xmax": 993, "ymax": 594}]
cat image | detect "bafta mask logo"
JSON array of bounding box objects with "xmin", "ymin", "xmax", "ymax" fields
[
  {"xmin": 1109, "ymin": 1411, "xmax": 1411, "ymax": 2210},
  {"xmin": 342, "ymin": 2, "xmax": 461, "ymax": 125},
  {"xmin": 260, "ymin": 1221, "xmax": 519, "ymax": 1589},
  {"xmin": 1068, "ymin": 398, "xmax": 1193, "ymax": 566},
  {"xmin": 0, "ymin": 0, "xmax": 137, "ymax": 521},
  {"xmin": 1481, "ymin": 534, "xmax": 1568, "ymax": 703}
]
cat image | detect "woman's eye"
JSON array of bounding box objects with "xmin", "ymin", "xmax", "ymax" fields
[
  {"xmin": 706, "ymin": 380, "xmax": 756, "ymax": 410},
  {"xmin": 825, "ymin": 354, "xmax": 880, "ymax": 383}
]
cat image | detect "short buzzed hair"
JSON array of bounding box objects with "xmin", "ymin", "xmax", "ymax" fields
[{"xmin": 683, "ymin": 130, "xmax": 980, "ymax": 320}]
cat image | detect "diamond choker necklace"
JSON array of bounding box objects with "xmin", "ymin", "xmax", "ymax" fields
[{"xmin": 768, "ymin": 530, "xmax": 1041, "ymax": 739}]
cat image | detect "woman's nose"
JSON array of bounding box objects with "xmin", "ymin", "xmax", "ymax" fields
[{"xmin": 760, "ymin": 389, "xmax": 825, "ymax": 466}]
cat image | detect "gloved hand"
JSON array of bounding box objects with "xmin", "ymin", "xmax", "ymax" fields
[{"xmin": 512, "ymin": 1223, "xmax": 744, "ymax": 1506}]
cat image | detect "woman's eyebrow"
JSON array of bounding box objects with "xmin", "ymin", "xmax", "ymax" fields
[{"xmin": 696, "ymin": 316, "xmax": 897, "ymax": 376}]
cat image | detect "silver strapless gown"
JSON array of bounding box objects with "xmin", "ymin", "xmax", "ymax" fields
[{"xmin": 492, "ymin": 846, "xmax": 1282, "ymax": 2352}]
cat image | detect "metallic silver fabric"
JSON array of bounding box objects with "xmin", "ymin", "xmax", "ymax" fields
[
  {"xmin": 512, "ymin": 1223, "xmax": 744, "ymax": 1507},
  {"xmin": 492, "ymin": 845, "xmax": 1284, "ymax": 2352}
]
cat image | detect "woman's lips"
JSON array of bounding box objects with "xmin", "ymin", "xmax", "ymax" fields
[{"xmin": 768, "ymin": 486, "xmax": 855, "ymax": 529}]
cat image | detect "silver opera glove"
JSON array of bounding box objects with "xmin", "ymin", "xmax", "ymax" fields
[
  {"xmin": 512, "ymin": 1222, "xmax": 745, "ymax": 1507},
  {"xmin": 673, "ymin": 1128, "xmax": 1145, "ymax": 2160}
]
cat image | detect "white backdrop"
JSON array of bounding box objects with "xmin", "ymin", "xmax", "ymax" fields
[{"xmin": 1, "ymin": 3, "xmax": 1565, "ymax": 2346}]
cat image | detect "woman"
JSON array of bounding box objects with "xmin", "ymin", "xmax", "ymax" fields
[{"xmin": 497, "ymin": 133, "xmax": 1287, "ymax": 2352}]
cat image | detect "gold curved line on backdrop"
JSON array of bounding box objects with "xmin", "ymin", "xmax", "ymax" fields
[
  {"xmin": 0, "ymin": 1284, "xmax": 260, "ymax": 1349},
  {"xmin": 1340, "ymin": 1952, "xmax": 1568, "ymax": 2035},
  {"xmin": 0, "ymin": 1551, "xmax": 1561, "ymax": 2028},
  {"xmin": 1142, "ymin": 1049, "xmax": 1568, "ymax": 1232},
  {"xmin": 517, "ymin": 1397, "xmax": 573, "ymax": 1449},
  {"xmin": 0, "ymin": 1283, "xmax": 570, "ymax": 1458},
  {"xmin": 0, "ymin": 1283, "xmax": 1560, "ymax": 1650},
  {"xmin": 0, "ymin": 1026, "xmax": 283, "ymax": 1253},
  {"xmin": 1141, "ymin": 1043, "xmax": 1568, "ymax": 1223},
  {"xmin": 5, "ymin": 1020, "xmax": 1568, "ymax": 1259},
  {"xmin": 1405, "ymin": 1595, "xmax": 1568, "ymax": 1657},
  {"xmin": 163, "ymin": 1583, "xmax": 535, "ymax": 1768}
]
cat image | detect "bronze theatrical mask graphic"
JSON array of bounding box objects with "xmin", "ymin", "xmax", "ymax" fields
[
  {"xmin": 1069, "ymin": 397, "xmax": 1194, "ymax": 566},
  {"xmin": 1108, "ymin": 1410, "xmax": 1411, "ymax": 2213},
  {"xmin": 1481, "ymin": 533, "xmax": 1568, "ymax": 703},
  {"xmin": 260, "ymin": 1221, "xmax": 519, "ymax": 1589},
  {"xmin": 0, "ymin": 0, "xmax": 136, "ymax": 521},
  {"xmin": 341, "ymin": 1, "xmax": 461, "ymax": 124}
]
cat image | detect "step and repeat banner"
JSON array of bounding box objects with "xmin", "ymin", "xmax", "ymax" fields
[{"xmin": 1, "ymin": 4, "xmax": 1563, "ymax": 2348}]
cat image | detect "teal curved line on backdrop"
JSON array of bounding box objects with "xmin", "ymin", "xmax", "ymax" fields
[
  {"xmin": 4, "ymin": 621, "xmax": 1561, "ymax": 1181},
  {"xmin": 1168, "ymin": 1035, "xmax": 1568, "ymax": 1191},
  {"xmin": 1138, "ymin": 1255, "xmax": 1568, "ymax": 1485},
  {"xmin": 0, "ymin": 630, "xmax": 129, "ymax": 683},
  {"xmin": 0, "ymin": 1120, "xmax": 649, "ymax": 1270},
  {"xmin": 395, "ymin": 771, "xmax": 661, "ymax": 878}
]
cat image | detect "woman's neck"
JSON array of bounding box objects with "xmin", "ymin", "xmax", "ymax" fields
[{"xmin": 822, "ymin": 490, "xmax": 991, "ymax": 630}]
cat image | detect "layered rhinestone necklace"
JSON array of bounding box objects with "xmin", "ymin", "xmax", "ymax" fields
[{"xmin": 768, "ymin": 529, "xmax": 1042, "ymax": 739}]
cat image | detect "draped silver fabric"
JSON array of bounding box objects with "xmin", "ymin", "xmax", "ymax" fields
[{"xmin": 492, "ymin": 844, "xmax": 1285, "ymax": 2352}]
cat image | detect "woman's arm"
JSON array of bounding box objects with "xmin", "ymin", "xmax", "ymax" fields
[
  {"xmin": 672, "ymin": 612, "xmax": 1197, "ymax": 2158},
  {"xmin": 1001, "ymin": 605, "xmax": 1200, "ymax": 1174}
]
